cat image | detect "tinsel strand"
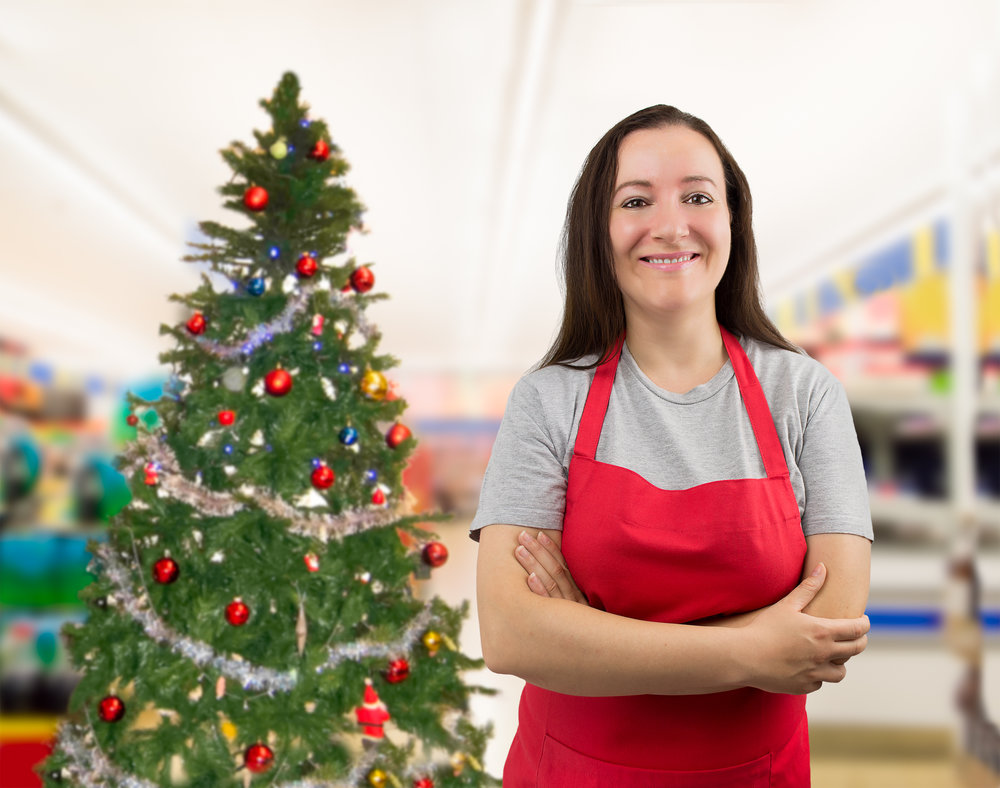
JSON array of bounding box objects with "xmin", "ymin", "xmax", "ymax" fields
[
  {"xmin": 57, "ymin": 720, "xmax": 382, "ymax": 788},
  {"xmin": 122, "ymin": 433, "xmax": 403, "ymax": 541},
  {"xmin": 93, "ymin": 542, "xmax": 298, "ymax": 692},
  {"xmin": 95, "ymin": 541, "xmax": 439, "ymax": 686},
  {"xmin": 193, "ymin": 283, "xmax": 376, "ymax": 360}
]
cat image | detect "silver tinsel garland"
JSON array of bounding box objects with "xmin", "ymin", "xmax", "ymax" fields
[
  {"xmin": 193, "ymin": 283, "xmax": 377, "ymax": 360},
  {"xmin": 122, "ymin": 433, "xmax": 403, "ymax": 542},
  {"xmin": 58, "ymin": 719, "xmax": 382, "ymax": 787},
  {"xmin": 94, "ymin": 541, "xmax": 297, "ymax": 693},
  {"xmin": 95, "ymin": 539, "xmax": 439, "ymax": 689}
]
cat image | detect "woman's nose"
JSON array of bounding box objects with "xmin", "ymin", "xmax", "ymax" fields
[{"xmin": 651, "ymin": 204, "xmax": 689, "ymax": 242}]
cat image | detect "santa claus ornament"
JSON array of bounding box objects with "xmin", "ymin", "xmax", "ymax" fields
[{"xmin": 354, "ymin": 678, "xmax": 390, "ymax": 738}]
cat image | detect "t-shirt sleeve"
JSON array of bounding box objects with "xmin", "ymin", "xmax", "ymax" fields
[
  {"xmin": 798, "ymin": 379, "xmax": 874, "ymax": 541},
  {"xmin": 469, "ymin": 377, "xmax": 570, "ymax": 541}
]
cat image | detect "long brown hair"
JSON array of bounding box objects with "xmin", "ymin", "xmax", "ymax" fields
[{"xmin": 541, "ymin": 105, "xmax": 797, "ymax": 368}]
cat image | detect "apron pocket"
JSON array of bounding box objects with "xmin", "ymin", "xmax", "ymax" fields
[{"xmin": 537, "ymin": 734, "xmax": 771, "ymax": 787}]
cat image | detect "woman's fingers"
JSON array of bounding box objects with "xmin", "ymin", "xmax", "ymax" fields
[{"xmin": 514, "ymin": 530, "xmax": 587, "ymax": 604}]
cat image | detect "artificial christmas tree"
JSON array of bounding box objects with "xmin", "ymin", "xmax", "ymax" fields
[{"xmin": 40, "ymin": 73, "xmax": 493, "ymax": 787}]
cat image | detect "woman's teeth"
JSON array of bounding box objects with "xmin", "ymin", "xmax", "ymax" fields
[{"xmin": 642, "ymin": 254, "xmax": 695, "ymax": 264}]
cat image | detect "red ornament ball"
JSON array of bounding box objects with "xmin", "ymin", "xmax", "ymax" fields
[
  {"xmin": 153, "ymin": 557, "xmax": 179, "ymax": 584},
  {"xmin": 303, "ymin": 552, "xmax": 320, "ymax": 572},
  {"xmin": 98, "ymin": 695, "xmax": 125, "ymax": 722},
  {"xmin": 385, "ymin": 423, "xmax": 411, "ymax": 449},
  {"xmin": 186, "ymin": 313, "xmax": 206, "ymax": 335},
  {"xmin": 218, "ymin": 410, "xmax": 235, "ymax": 426},
  {"xmin": 126, "ymin": 414, "xmax": 139, "ymax": 427},
  {"xmin": 413, "ymin": 779, "xmax": 434, "ymax": 788},
  {"xmin": 244, "ymin": 743, "xmax": 274, "ymax": 774},
  {"xmin": 371, "ymin": 488, "xmax": 386, "ymax": 506},
  {"xmin": 296, "ymin": 254, "xmax": 318, "ymax": 277},
  {"xmin": 264, "ymin": 369, "xmax": 293, "ymax": 397},
  {"xmin": 309, "ymin": 140, "xmax": 330, "ymax": 161},
  {"xmin": 350, "ymin": 266, "xmax": 375, "ymax": 293},
  {"xmin": 311, "ymin": 465, "xmax": 335, "ymax": 489},
  {"xmin": 384, "ymin": 658, "xmax": 410, "ymax": 684},
  {"xmin": 243, "ymin": 186, "xmax": 269, "ymax": 211},
  {"xmin": 422, "ymin": 541, "xmax": 449, "ymax": 568},
  {"xmin": 226, "ymin": 598, "xmax": 250, "ymax": 626}
]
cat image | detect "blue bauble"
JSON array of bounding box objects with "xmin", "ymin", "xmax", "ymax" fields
[
  {"xmin": 337, "ymin": 362, "xmax": 351, "ymax": 374},
  {"xmin": 339, "ymin": 427, "xmax": 359, "ymax": 446},
  {"xmin": 364, "ymin": 469, "xmax": 378, "ymax": 484},
  {"xmin": 248, "ymin": 277, "xmax": 266, "ymax": 296}
]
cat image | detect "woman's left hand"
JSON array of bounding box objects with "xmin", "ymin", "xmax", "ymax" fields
[{"xmin": 514, "ymin": 529, "xmax": 589, "ymax": 605}]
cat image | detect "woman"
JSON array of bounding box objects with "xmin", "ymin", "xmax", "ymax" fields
[{"xmin": 472, "ymin": 105, "xmax": 873, "ymax": 786}]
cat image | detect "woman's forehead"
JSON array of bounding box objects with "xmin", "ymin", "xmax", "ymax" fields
[{"xmin": 616, "ymin": 126, "xmax": 724, "ymax": 182}]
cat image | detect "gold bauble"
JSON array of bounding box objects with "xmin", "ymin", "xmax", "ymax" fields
[
  {"xmin": 367, "ymin": 768, "xmax": 387, "ymax": 787},
  {"xmin": 269, "ymin": 139, "xmax": 288, "ymax": 159},
  {"xmin": 422, "ymin": 630, "xmax": 442, "ymax": 656},
  {"xmin": 359, "ymin": 369, "xmax": 388, "ymax": 401}
]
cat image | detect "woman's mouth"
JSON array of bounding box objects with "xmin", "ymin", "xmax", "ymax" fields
[{"xmin": 639, "ymin": 253, "xmax": 699, "ymax": 269}]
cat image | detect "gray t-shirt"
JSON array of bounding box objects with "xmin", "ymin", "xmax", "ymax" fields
[{"xmin": 471, "ymin": 335, "xmax": 873, "ymax": 542}]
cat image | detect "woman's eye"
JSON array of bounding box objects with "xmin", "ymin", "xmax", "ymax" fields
[
  {"xmin": 686, "ymin": 193, "xmax": 713, "ymax": 205},
  {"xmin": 621, "ymin": 197, "xmax": 648, "ymax": 209}
]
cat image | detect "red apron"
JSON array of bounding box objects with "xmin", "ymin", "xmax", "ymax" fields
[{"xmin": 503, "ymin": 327, "xmax": 810, "ymax": 787}]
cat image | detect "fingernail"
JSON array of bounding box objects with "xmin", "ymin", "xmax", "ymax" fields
[
  {"xmin": 518, "ymin": 530, "xmax": 530, "ymax": 544},
  {"xmin": 537, "ymin": 531, "xmax": 550, "ymax": 544},
  {"xmin": 810, "ymin": 563, "xmax": 823, "ymax": 577},
  {"xmin": 515, "ymin": 546, "xmax": 528, "ymax": 558}
]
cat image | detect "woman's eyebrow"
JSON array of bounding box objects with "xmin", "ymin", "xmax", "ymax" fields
[{"xmin": 613, "ymin": 175, "xmax": 718, "ymax": 197}]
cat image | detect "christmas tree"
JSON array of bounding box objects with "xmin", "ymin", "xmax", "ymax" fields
[{"xmin": 40, "ymin": 72, "xmax": 494, "ymax": 788}]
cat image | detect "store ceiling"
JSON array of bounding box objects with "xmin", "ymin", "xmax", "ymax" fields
[{"xmin": 1, "ymin": 0, "xmax": 997, "ymax": 389}]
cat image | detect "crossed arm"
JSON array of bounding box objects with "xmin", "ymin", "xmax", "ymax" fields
[{"xmin": 476, "ymin": 524, "xmax": 870, "ymax": 697}]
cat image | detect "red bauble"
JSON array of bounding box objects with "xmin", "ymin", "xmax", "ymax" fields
[
  {"xmin": 350, "ymin": 266, "xmax": 375, "ymax": 293},
  {"xmin": 126, "ymin": 414, "xmax": 139, "ymax": 427},
  {"xmin": 385, "ymin": 423, "xmax": 411, "ymax": 448},
  {"xmin": 243, "ymin": 186, "xmax": 269, "ymax": 211},
  {"xmin": 153, "ymin": 557, "xmax": 179, "ymax": 584},
  {"xmin": 244, "ymin": 743, "xmax": 274, "ymax": 773},
  {"xmin": 422, "ymin": 542, "xmax": 449, "ymax": 568},
  {"xmin": 296, "ymin": 254, "xmax": 318, "ymax": 277},
  {"xmin": 98, "ymin": 695, "xmax": 125, "ymax": 722},
  {"xmin": 218, "ymin": 410, "xmax": 235, "ymax": 426},
  {"xmin": 384, "ymin": 658, "xmax": 410, "ymax": 684},
  {"xmin": 264, "ymin": 369, "xmax": 293, "ymax": 396},
  {"xmin": 371, "ymin": 488, "xmax": 386, "ymax": 506},
  {"xmin": 311, "ymin": 465, "xmax": 335, "ymax": 489},
  {"xmin": 413, "ymin": 779, "xmax": 434, "ymax": 788},
  {"xmin": 303, "ymin": 552, "xmax": 320, "ymax": 572},
  {"xmin": 308, "ymin": 140, "xmax": 330, "ymax": 161},
  {"xmin": 226, "ymin": 598, "xmax": 250, "ymax": 626},
  {"xmin": 186, "ymin": 313, "xmax": 206, "ymax": 335}
]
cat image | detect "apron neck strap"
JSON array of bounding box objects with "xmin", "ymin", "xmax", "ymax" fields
[
  {"xmin": 573, "ymin": 327, "xmax": 791, "ymax": 480},
  {"xmin": 719, "ymin": 327, "xmax": 790, "ymax": 479},
  {"xmin": 573, "ymin": 335, "xmax": 624, "ymax": 460}
]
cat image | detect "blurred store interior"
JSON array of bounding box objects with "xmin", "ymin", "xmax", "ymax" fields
[{"xmin": 1, "ymin": 1, "xmax": 999, "ymax": 785}]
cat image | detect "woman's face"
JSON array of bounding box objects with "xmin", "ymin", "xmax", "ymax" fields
[{"xmin": 609, "ymin": 125, "xmax": 731, "ymax": 326}]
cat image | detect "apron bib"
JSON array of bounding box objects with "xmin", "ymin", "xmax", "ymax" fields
[{"xmin": 504, "ymin": 327, "xmax": 810, "ymax": 787}]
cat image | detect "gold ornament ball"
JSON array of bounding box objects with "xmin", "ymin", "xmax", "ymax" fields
[
  {"xmin": 270, "ymin": 139, "xmax": 288, "ymax": 159},
  {"xmin": 422, "ymin": 630, "xmax": 442, "ymax": 655},
  {"xmin": 367, "ymin": 768, "xmax": 387, "ymax": 787},
  {"xmin": 359, "ymin": 370, "xmax": 388, "ymax": 401}
]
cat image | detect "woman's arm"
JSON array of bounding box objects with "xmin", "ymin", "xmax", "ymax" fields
[{"xmin": 478, "ymin": 523, "xmax": 869, "ymax": 697}]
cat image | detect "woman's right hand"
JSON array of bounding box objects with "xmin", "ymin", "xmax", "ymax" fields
[
  {"xmin": 513, "ymin": 529, "xmax": 589, "ymax": 605},
  {"xmin": 742, "ymin": 563, "xmax": 870, "ymax": 695}
]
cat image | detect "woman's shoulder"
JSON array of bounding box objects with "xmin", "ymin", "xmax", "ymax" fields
[
  {"xmin": 513, "ymin": 355, "xmax": 600, "ymax": 397},
  {"xmin": 743, "ymin": 335, "xmax": 842, "ymax": 397}
]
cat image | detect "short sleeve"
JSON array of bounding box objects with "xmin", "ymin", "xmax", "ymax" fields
[
  {"xmin": 797, "ymin": 381, "xmax": 874, "ymax": 541},
  {"xmin": 469, "ymin": 378, "xmax": 571, "ymax": 541}
]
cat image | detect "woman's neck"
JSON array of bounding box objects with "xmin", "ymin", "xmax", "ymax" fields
[{"xmin": 624, "ymin": 308, "xmax": 728, "ymax": 394}]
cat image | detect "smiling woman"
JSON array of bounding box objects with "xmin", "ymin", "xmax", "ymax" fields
[{"xmin": 471, "ymin": 104, "xmax": 873, "ymax": 787}]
